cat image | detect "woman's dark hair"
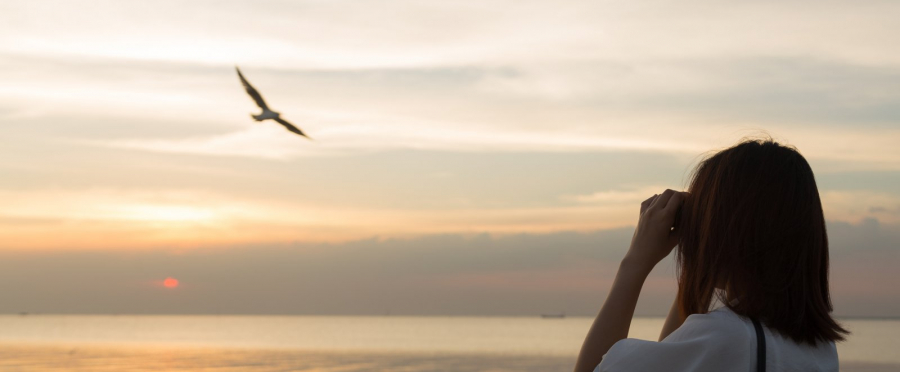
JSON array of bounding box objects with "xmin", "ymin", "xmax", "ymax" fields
[{"xmin": 676, "ymin": 138, "xmax": 848, "ymax": 345}]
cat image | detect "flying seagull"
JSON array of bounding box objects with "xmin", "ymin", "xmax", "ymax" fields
[{"xmin": 236, "ymin": 66, "xmax": 310, "ymax": 139}]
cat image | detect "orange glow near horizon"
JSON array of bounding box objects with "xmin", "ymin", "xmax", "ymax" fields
[
  {"xmin": 0, "ymin": 187, "xmax": 896, "ymax": 250},
  {"xmin": 163, "ymin": 277, "xmax": 179, "ymax": 288}
]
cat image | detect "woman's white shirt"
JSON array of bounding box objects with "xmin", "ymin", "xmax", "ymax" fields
[{"xmin": 594, "ymin": 307, "xmax": 838, "ymax": 372}]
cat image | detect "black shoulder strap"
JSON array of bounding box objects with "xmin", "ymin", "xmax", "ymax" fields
[{"xmin": 752, "ymin": 318, "xmax": 766, "ymax": 372}]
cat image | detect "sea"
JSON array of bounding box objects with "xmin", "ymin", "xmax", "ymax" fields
[{"xmin": 0, "ymin": 315, "xmax": 896, "ymax": 371}]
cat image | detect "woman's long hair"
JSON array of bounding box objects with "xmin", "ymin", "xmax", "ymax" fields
[{"xmin": 676, "ymin": 139, "xmax": 848, "ymax": 345}]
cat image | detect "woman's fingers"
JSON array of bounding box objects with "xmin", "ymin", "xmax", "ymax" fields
[
  {"xmin": 640, "ymin": 194, "xmax": 657, "ymax": 215},
  {"xmin": 649, "ymin": 189, "xmax": 676, "ymax": 211},
  {"xmin": 641, "ymin": 189, "xmax": 687, "ymax": 218},
  {"xmin": 663, "ymin": 191, "xmax": 687, "ymax": 212}
]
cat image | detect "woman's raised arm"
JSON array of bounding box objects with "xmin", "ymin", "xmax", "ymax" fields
[{"xmin": 574, "ymin": 189, "xmax": 686, "ymax": 372}]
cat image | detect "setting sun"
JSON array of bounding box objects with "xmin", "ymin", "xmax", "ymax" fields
[{"xmin": 163, "ymin": 277, "xmax": 179, "ymax": 288}]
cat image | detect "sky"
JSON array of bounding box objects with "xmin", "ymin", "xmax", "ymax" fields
[{"xmin": 0, "ymin": 0, "xmax": 898, "ymax": 317}]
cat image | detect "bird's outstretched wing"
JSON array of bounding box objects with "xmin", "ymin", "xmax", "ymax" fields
[
  {"xmin": 236, "ymin": 67, "xmax": 269, "ymax": 110},
  {"xmin": 274, "ymin": 117, "xmax": 311, "ymax": 139}
]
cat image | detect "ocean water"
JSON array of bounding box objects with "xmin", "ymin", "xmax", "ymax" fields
[{"xmin": 0, "ymin": 315, "xmax": 895, "ymax": 371}]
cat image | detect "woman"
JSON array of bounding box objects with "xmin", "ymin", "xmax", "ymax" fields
[{"xmin": 574, "ymin": 139, "xmax": 848, "ymax": 372}]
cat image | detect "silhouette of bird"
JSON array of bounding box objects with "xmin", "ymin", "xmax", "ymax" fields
[{"xmin": 236, "ymin": 66, "xmax": 310, "ymax": 139}]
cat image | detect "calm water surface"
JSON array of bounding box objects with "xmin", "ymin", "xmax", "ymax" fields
[{"xmin": 0, "ymin": 315, "xmax": 895, "ymax": 371}]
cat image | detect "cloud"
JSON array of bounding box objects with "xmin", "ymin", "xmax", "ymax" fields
[
  {"xmin": 562, "ymin": 186, "xmax": 669, "ymax": 204},
  {"xmin": 4, "ymin": 1, "xmax": 900, "ymax": 69},
  {"xmin": 1, "ymin": 169, "xmax": 895, "ymax": 249},
  {"xmin": 93, "ymin": 123, "xmax": 707, "ymax": 160},
  {"xmin": 0, "ymin": 221, "xmax": 896, "ymax": 317},
  {"xmin": 821, "ymin": 190, "xmax": 900, "ymax": 225},
  {"xmin": 3, "ymin": 53, "xmax": 898, "ymax": 170},
  {"xmin": 0, "ymin": 185, "xmax": 654, "ymax": 249},
  {"xmin": 869, "ymin": 206, "xmax": 900, "ymax": 215}
]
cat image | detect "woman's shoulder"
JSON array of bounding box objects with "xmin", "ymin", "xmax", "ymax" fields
[
  {"xmin": 597, "ymin": 307, "xmax": 755, "ymax": 372},
  {"xmin": 597, "ymin": 307, "xmax": 838, "ymax": 372}
]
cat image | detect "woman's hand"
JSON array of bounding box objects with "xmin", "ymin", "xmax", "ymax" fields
[{"xmin": 623, "ymin": 189, "xmax": 688, "ymax": 273}]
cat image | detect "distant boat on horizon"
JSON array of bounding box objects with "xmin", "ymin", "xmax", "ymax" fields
[{"xmin": 540, "ymin": 312, "xmax": 565, "ymax": 319}]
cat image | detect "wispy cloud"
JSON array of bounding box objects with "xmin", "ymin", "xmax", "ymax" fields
[
  {"xmin": 4, "ymin": 1, "xmax": 900, "ymax": 68},
  {"xmin": 91, "ymin": 122, "xmax": 708, "ymax": 160},
  {"xmin": 562, "ymin": 186, "xmax": 670, "ymax": 204},
  {"xmin": 822, "ymin": 190, "xmax": 900, "ymax": 225},
  {"xmin": 0, "ymin": 187, "xmax": 643, "ymax": 249},
  {"xmin": 2, "ymin": 54, "xmax": 896, "ymax": 168}
]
